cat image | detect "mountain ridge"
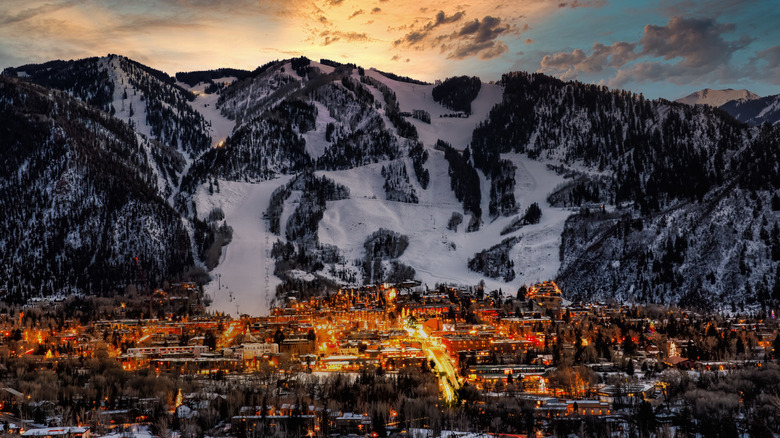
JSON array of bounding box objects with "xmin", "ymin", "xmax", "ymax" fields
[
  {"xmin": 2, "ymin": 54, "xmax": 779, "ymax": 313},
  {"xmin": 676, "ymin": 88, "xmax": 760, "ymax": 107}
]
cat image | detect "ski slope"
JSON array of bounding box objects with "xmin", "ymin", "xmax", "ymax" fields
[
  {"xmin": 318, "ymin": 154, "xmax": 571, "ymax": 291},
  {"xmin": 193, "ymin": 66, "xmax": 574, "ymax": 314},
  {"xmin": 363, "ymin": 68, "xmax": 503, "ymax": 149},
  {"xmin": 181, "ymin": 78, "xmax": 237, "ymax": 148},
  {"xmin": 196, "ymin": 177, "xmax": 292, "ymax": 316}
]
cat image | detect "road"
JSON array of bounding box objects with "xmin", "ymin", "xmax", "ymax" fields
[
  {"xmin": 406, "ymin": 325, "xmax": 461, "ymax": 403},
  {"xmin": 425, "ymin": 343, "xmax": 460, "ymax": 403}
]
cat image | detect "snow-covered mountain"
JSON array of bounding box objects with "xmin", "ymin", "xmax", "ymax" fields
[
  {"xmin": 3, "ymin": 56, "xmax": 780, "ymax": 314},
  {"xmin": 720, "ymin": 93, "xmax": 780, "ymax": 126},
  {"xmin": 676, "ymin": 88, "xmax": 760, "ymax": 107},
  {"xmin": 0, "ymin": 75, "xmax": 204, "ymax": 298}
]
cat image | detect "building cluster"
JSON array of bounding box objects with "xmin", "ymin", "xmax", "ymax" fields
[{"xmin": 2, "ymin": 280, "xmax": 780, "ymax": 436}]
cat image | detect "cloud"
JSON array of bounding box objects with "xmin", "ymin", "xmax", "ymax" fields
[
  {"xmin": 743, "ymin": 45, "xmax": 780, "ymax": 84},
  {"xmin": 447, "ymin": 40, "xmax": 509, "ymax": 60},
  {"xmin": 557, "ymin": 0, "xmax": 607, "ymax": 8},
  {"xmin": 639, "ymin": 16, "xmax": 748, "ymax": 68},
  {"xmin": 320, "ymin": 30, "xmax": 371, "ymax": 46},
  {"xmin": 394, "ymin": 11, "xmax": 511, "ymax": 60},
  {"xmin": 394, "ymin": 10, "xmax": 466, "ymax": 47},
  {"xmin": 455, "ymin": 16, "xmax": 509, "ymax": 44},
  {"xmin": 0, "ymin": 0, "xmax": 83, "ymax": 25},
  {"xmin": 444, "ymin": 16, "xmax": 512, "ymax": 60},
  {"xmin": 540, "ymin": 16, "xmax": 753, "ymax": 87},
  {"xmin": 756, "ymin": 45, "xmax": 780, "ymax": 68},
  {"xmin": 541, "ymin": 41, "xmax": 637, "ymax": 73},
  {"xmin": 0, "ymin": 0, "xmax": 604, "ymax": 83}
]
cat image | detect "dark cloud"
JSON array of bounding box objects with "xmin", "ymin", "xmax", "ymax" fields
[
  {"xmin": 393, "ymin": 10, "xmax": 465, "ymax": 47},
  {"xmin": 320, "ymin": 30, "xmax": 370, "ymax": 46},
  {"xmin": 442, "ymin": 16, "xmax": 512, "ymax": 60},
  {"xmin": 328, "ymin": 0, "xmax": 345, "ymax": 6},
  {"xmin": 394, "ymin": 11, "xmax": 511, "ymax": 60},
  {"xmin": 639, "ymin": 17, "xmax": 748, "ymax": 68},
  {"xmin": 455, "ymin": 16, "xmax": 509, "ymax": 44},
  {"xmin": 434, "ymin": 10, "xmax": 466, "ymax": 26},
  {"xmin": 541, "ymin": 41, "xmax": 637, "ymax": 72},
  {"xmin": 540, "ymin": 16, "xmax": 753, "ymax": 87},
  {"xmin": 371, "ymin": 7, "xmax": 381, "ymax": 14},
  {"xmin": 447, "ymin": 40, "xmax": 508, "ymax": 60},
  {"xmin": 557, "ymin": 0, "xmax": 606, "ymax": 8},
  {"xmin": 349, "ymin": 9, "xmax": 364, "ymax": 19}
]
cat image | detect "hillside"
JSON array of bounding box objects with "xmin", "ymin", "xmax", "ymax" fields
[
  {"xmin": 0, "ymin": 76, "xmax": 207, "ymax": 299},
  {"xmin": 2, "ymin": 55, "xmax": 779, "ymax": 312},
  {"xmin": 720, "ymin": 94, "xmax": 780, "ymax": 126}
]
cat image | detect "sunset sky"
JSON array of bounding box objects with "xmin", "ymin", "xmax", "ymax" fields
[{"xmin": 0, "ymin": 0, "xmax": 778, "ymax": 99}]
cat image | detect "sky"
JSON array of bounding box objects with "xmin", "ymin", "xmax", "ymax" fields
[{"xmin": 0, "ymin": 0, "xmax": 778, "ymax": 99}]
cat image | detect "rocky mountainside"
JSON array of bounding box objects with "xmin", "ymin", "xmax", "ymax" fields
[{"xmin": 2, "ymin": 55, "xmax": 779, "ymax": 312}]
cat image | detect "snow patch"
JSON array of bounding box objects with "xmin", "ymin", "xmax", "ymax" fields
[{"xmin": 198, "ymin": 177, "xmax": 293, "ymax": 317}]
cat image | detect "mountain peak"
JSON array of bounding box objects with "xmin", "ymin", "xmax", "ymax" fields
[{"xmin": 676, "ymin": 88, "xmax": 760, "ymax": 107}]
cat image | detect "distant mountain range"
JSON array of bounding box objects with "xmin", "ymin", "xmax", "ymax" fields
[
  {"xmin": 676, "ymin": 88, "xmax": 760, "ymax": 107},
  {"xmin": 1, "ymin": 56, "xmax": 779, "ymax": 313},
  {"xmin": 676, "ymin": 88, "xmax": 780, "ymax": 126}
]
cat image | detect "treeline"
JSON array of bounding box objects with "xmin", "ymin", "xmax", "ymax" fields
[
  {"xmin": 440, "ymin": 140, "xmax": 481, "ymax": 228},
  {"xmin": 408, "ymin": 141, "xmax": 430, "ymax": 189},
  {"xmin": 374, "ymin": 69, "xmax": 430, "ymax": 85},
  {"xmin": 268, "ymin": 172, "xmax": 349, "ymax": 280},
  {"xmin": 360, "ymin": 75, "xmax": 418, "ymax": 140},
  {"xmin": 500, "ymin": 202, "xmax": 542, "ymax": 235},
  {"xmin": 180, "ymin": 100, "xmax": 314, "ymax": 193},
  {"xmin": 467, "ymin": 236, "xmax": 519, "ymax": 281},
  {"xmin": 316, "ymin": 129, "xmax": 400, "ymax": 170},
  {"xmin": 2, "ymin": 57, "xmax": 115, "ymax": 110},
  {"xmin": 340, "ymin": 76, "xmax": 375, "ymax": 107},
  {"xmin": 113, "ymin": 56, "xmax": 212, "ymax": 158},
  {"xmin": 488, "ymin": 159, "xmax": 518, "ymax": 217},
  {"xmin": 174, "ymin": 68, "xmax": 251, "ymax": 87},
  {"xmin": 470, "ymin": 71, "xmax": 747, "ymax": 214},
  {"xmin": 319, "ymin": 58, "xmax": 357, "ymax": 70},
  {"xmin": 432, "ymin": 75, "xmax": 481, "ymax": 114},
  {"xmin": 382, "ymin": 160, "xmax": 419, "ymax": 203},
  {"xmin": 361, "ymin": 229, "xmax": 415, "ymax": 284}
]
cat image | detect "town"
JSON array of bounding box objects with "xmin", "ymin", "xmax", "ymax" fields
[{"xmin": 0, "ymin": 280, "xmax": 779, "ymax": 437}]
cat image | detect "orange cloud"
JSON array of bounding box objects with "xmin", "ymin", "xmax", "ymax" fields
[{"xmin": 0, "ymin": 0, "xmax": 583, "ymax": 82}]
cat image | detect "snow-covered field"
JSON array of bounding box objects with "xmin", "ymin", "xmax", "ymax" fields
[
  {"xmin": 363, "ymin": 68, "xmax": 503, "ymax": 150},
  {"xmin": 192, "ymin": 66, "xmax": 573, "ymax": 314},
  {"xmin": 319, "ymin": 154, "xmax": 571, "ymax": 291},
  {"xmin": 181, "ymin": 79, "xmax": 236, "ymax": 148},
  {"xmin": 196, "ymin": 177, "xmax": 292, "ymax": 316}
]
